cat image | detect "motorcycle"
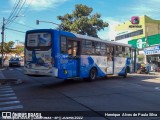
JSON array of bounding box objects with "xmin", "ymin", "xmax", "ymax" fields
[{"xmin": 137, "ymin": 63, "xmax": 149, "ymax": 74}]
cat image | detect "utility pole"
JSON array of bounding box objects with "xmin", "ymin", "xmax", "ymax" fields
[{"xmin": 1, "ymin": 17, "xmax": 5, "ymax": 67}]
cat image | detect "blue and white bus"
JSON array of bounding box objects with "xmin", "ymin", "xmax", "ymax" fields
[{"xmin": 24, "ymin": 29, "xmax": 136, "ymax": 80}]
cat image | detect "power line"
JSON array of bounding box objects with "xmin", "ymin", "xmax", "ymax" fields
[
  {"xmin": 11, "ymin": 21, "xmax": 35, "ymax": 29},
  {"xmin": 22, "ymin": 0, "xmax": 33, "ymax": 15},
  {"xmin": 7, "ymin": 0, "xmax": 27, "ymax": 27},
  {"xmin": 5, "ymin": 0, "xmax": 21, "ymax": 26},
  {"xmin": 6, "ymin": 0, "xmax": 22, "ymax": 26},
  {"xmin": 5, "ymin": 27, "xmax": 26, "ymax": 33},
  {"xmin": 5, "ymin": 0, "xmax": 18, "ymax": 24},
  {"xmin": 5, "ymin": 18, "xmax": 35, "ymax": 29}
]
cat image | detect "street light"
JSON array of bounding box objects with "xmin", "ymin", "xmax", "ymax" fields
[
  {"xmin": 36, "ymin": 20, "xmax": 62, "ymax": 29},
  {"xmin": 36, "ymin": 20, "xmax": 39, "ymax": 25}
]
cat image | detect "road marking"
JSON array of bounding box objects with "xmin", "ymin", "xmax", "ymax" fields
[
  {"xmin": 0, "ymin": 88, "xmax": 12, "ymax": 91},
  {"xmin": 0, "ymin": 86, "xmax": 10, "ymax": 88},
  {"xmin": 0, "ymin": 105, "xmax": 23, "ymax": 111},
  {"xmin": 0, "ymin": 90, "xmax": 14, "ymax": 93},
  {"xmin": 0, "ymin": 85, "xmax": 23, "ymax": 111},
  {"xmin": 155, "ymin": 87, "xmax": 160, "ymax": 90},
  {"xmin": 0, "ymin": 93, "xmax": 15, "ymax": 97},
  {"xmin": 9, "ymin": 69, "xmax": 13, "ymax": 71},
  {"xmin": 0, "ymin": 97, "xmax": 17, "ymax": 101},
  {"xmin": 0, "ymin": 101, "xmax": 20, "ymax": 105}
]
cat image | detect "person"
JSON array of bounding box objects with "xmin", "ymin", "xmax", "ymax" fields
[{"xmin": 146, "ymin": 62, "xmax": 151, "ymax": 74}]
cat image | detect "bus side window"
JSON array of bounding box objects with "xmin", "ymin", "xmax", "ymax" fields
[
  {"xmin": 68, "ymin": 40, "xmax": 72, "ymax": 56},
  {"xmin": 95, "ymin": 42, "xmax": 101, "ymax": 55},
  {"xmin": 73, "ymin": 42, "xmax": 78, "ymax": 57},
  {"xmin": 85, "ymin": 40, "xmax": 94, "ymax": 55},
  {"xmin": 107, "ymin": 46, "xmax": 113, "ymax": 61},
  {"xmin": 100, "ymin": 43, "xmax": 107, "ymax": 56},
  {"xmin": 81, "ymin": 40, "xmax": 86, "ymax": 54},
  {"xmin": 122, "ymin": 47, "xmax": 126, "ymax": 57},
  {"xmin": 125, "ymin": 47, "xmax": 131, "ymax": 58},
  {"xmin": 67, "ymin": 40, "xmax": 79, "ymax": 58},
  {"xmin": 60, "ymin": 36, "xmax": 67, "ymax": 53},
  {"xmin": 116, "ymin": 46, "xmax": 122, "ymax": 57}
]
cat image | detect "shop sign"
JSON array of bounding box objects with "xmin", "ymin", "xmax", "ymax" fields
[
  {"xmin": 136, "ymin": 38, "xmax": 146, "ymax": 49},
  {"xmin": 128, "ymin": 38, "xmax": 147, "ymax": 49},
  {"xmin": 129, "ymin": 16, "xmax": 142, "ymax": 28},
  {"xmin": 144, "ymin": 45, "xmax": 160, "ymax": 55},
  {"xmin": 129, "ymin": 25, "xmax": 142, "ymax": 28}
]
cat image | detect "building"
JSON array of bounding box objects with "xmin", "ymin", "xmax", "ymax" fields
[{"xmin": 115, "ymin": 15, "xmax": 160, "ymax": 65}]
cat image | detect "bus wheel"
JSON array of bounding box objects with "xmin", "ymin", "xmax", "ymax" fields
[
  {"xmin": 89, "ymin": 68, "xmax": 97, "ymax": 81},
  {"xmin": 123, "ymin": 69, "xmax": 127, "ymax": 78}
]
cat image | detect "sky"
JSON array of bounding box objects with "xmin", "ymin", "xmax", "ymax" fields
[{"xmin": 0, "ymin": 0, "xmax": 160, "ymax": 44}]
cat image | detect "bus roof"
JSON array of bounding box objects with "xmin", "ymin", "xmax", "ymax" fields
[
  {"xmin": 73, "ymin": 33, "xmax": 132, "ymax": 47},
  {"xmin": 26, "ymin": 29, "xmax": 132, "ymax": 47}
]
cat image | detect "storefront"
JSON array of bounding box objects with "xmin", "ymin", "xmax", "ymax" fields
[
  {"xmin": 144, "ymin": 45, "xmax": 160, "ymax": 71},
  {"xmin": 115, "ymin": 15, "xmax": 160, "ymax": 63}
]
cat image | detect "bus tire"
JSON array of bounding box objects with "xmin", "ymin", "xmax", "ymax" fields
[
  {"xmin": 89, "ymin": 68, "xmax": 97, "ymax": 81},
  {"xmin": 123, "ymin": 69, "xmax": 127, "ymax": 78}
]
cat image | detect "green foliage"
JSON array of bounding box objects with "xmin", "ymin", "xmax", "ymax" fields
[
  {"xmin": 0, "ymin": 41, "xmax": 15, "ymax": 54},
  {"xmin": 15, "ymin": 45, "xmax": 24, "ymax": 55},
  {"xmin": 57, "ymin": 4, "xmax": 108, "ymax": 37}
]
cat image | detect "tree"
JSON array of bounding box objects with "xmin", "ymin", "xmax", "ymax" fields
[
  {"xmin": 14, "ymin": 45, "xmax": 24, "ymax": 55},
  {"xmin": 57, "ymin": 4, "xmax": 108, "ymax": 37},
  {"xmin": 0, "ymin": 41, "xmax": 15, "ymax": 55}
]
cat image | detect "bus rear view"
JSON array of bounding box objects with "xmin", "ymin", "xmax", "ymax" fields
[
  {"xmin": 24, "ymin": 30, "xmax": 53, "ymax": 76},
  {"xmin": 24, "ymin": 29, "xmax": 136, "ymax": 80}
]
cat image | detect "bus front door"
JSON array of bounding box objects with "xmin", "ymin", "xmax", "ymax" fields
[
  {"xmin": 107, "ymin": 46, "xmax": 114, "ymax": 74},
  {"xmin": 68, "ymin": 40, "xmax": 80, "ymax": 77}
]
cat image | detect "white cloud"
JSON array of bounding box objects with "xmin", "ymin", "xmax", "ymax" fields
[
  {"xmin": 18, "ymin": 20, "xmax": 25, "ymax": 25},
  {"xmin": 10, "ymin": 0, "xmax": 68, "ymax": 11},
  {"xmin": 98, "ymin": 17, "xmax": 122, "ymax": 40},
  {"xmin": 127, "ymin": 0, "xmax": 160, "ymax": 19}
]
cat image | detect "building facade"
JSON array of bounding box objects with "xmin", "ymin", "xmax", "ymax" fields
[{"xmin": 115, "ymin": 15, "xmax": 160, "ymax": 65}]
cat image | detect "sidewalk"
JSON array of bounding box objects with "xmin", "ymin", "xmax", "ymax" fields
[{"xmin": 0, "ymin": 69, "xmax": 5, "ymax": 79}]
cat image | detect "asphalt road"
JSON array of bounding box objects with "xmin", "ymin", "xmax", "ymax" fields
[{"xmin": 1, "ymin": 66, "xmax": 160, "ymax": 120}]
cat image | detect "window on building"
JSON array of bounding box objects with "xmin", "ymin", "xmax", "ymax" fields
[{"xmin": 115, "ymin": 29, "xmax": 143, "ymax": 41}]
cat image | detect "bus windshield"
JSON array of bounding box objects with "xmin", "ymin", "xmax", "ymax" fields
[{"xmin": 26, "ymin": 32, "xmax": 51, "ymax": 49}]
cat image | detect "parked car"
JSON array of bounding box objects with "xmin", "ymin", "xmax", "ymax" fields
[
  {"xmin": 19, "ymin": 57, "xmax": 24, "ymax": 61},
  {"xmin": 9, "ymin": 57, "xmax": 21, "ymax": 67}
]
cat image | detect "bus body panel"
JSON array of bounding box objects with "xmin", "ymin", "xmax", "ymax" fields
[
  {"xmin": 80, "ymin": 55, "xmax": 107, "ymax": 78},
  {"xmin": 56, "ymin": 31, "xmax": 78, "ymax": 79},
  {"xmin": 114, "ymin": 57, "xmax": 127, "ymax": 74},
  {"xmin": 24, "ymin": 29, "xmax": 135, "ymax": 79},
  {"xmin": 24, "ymin": 30, "xmax": 53, "ymax": 76}
]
